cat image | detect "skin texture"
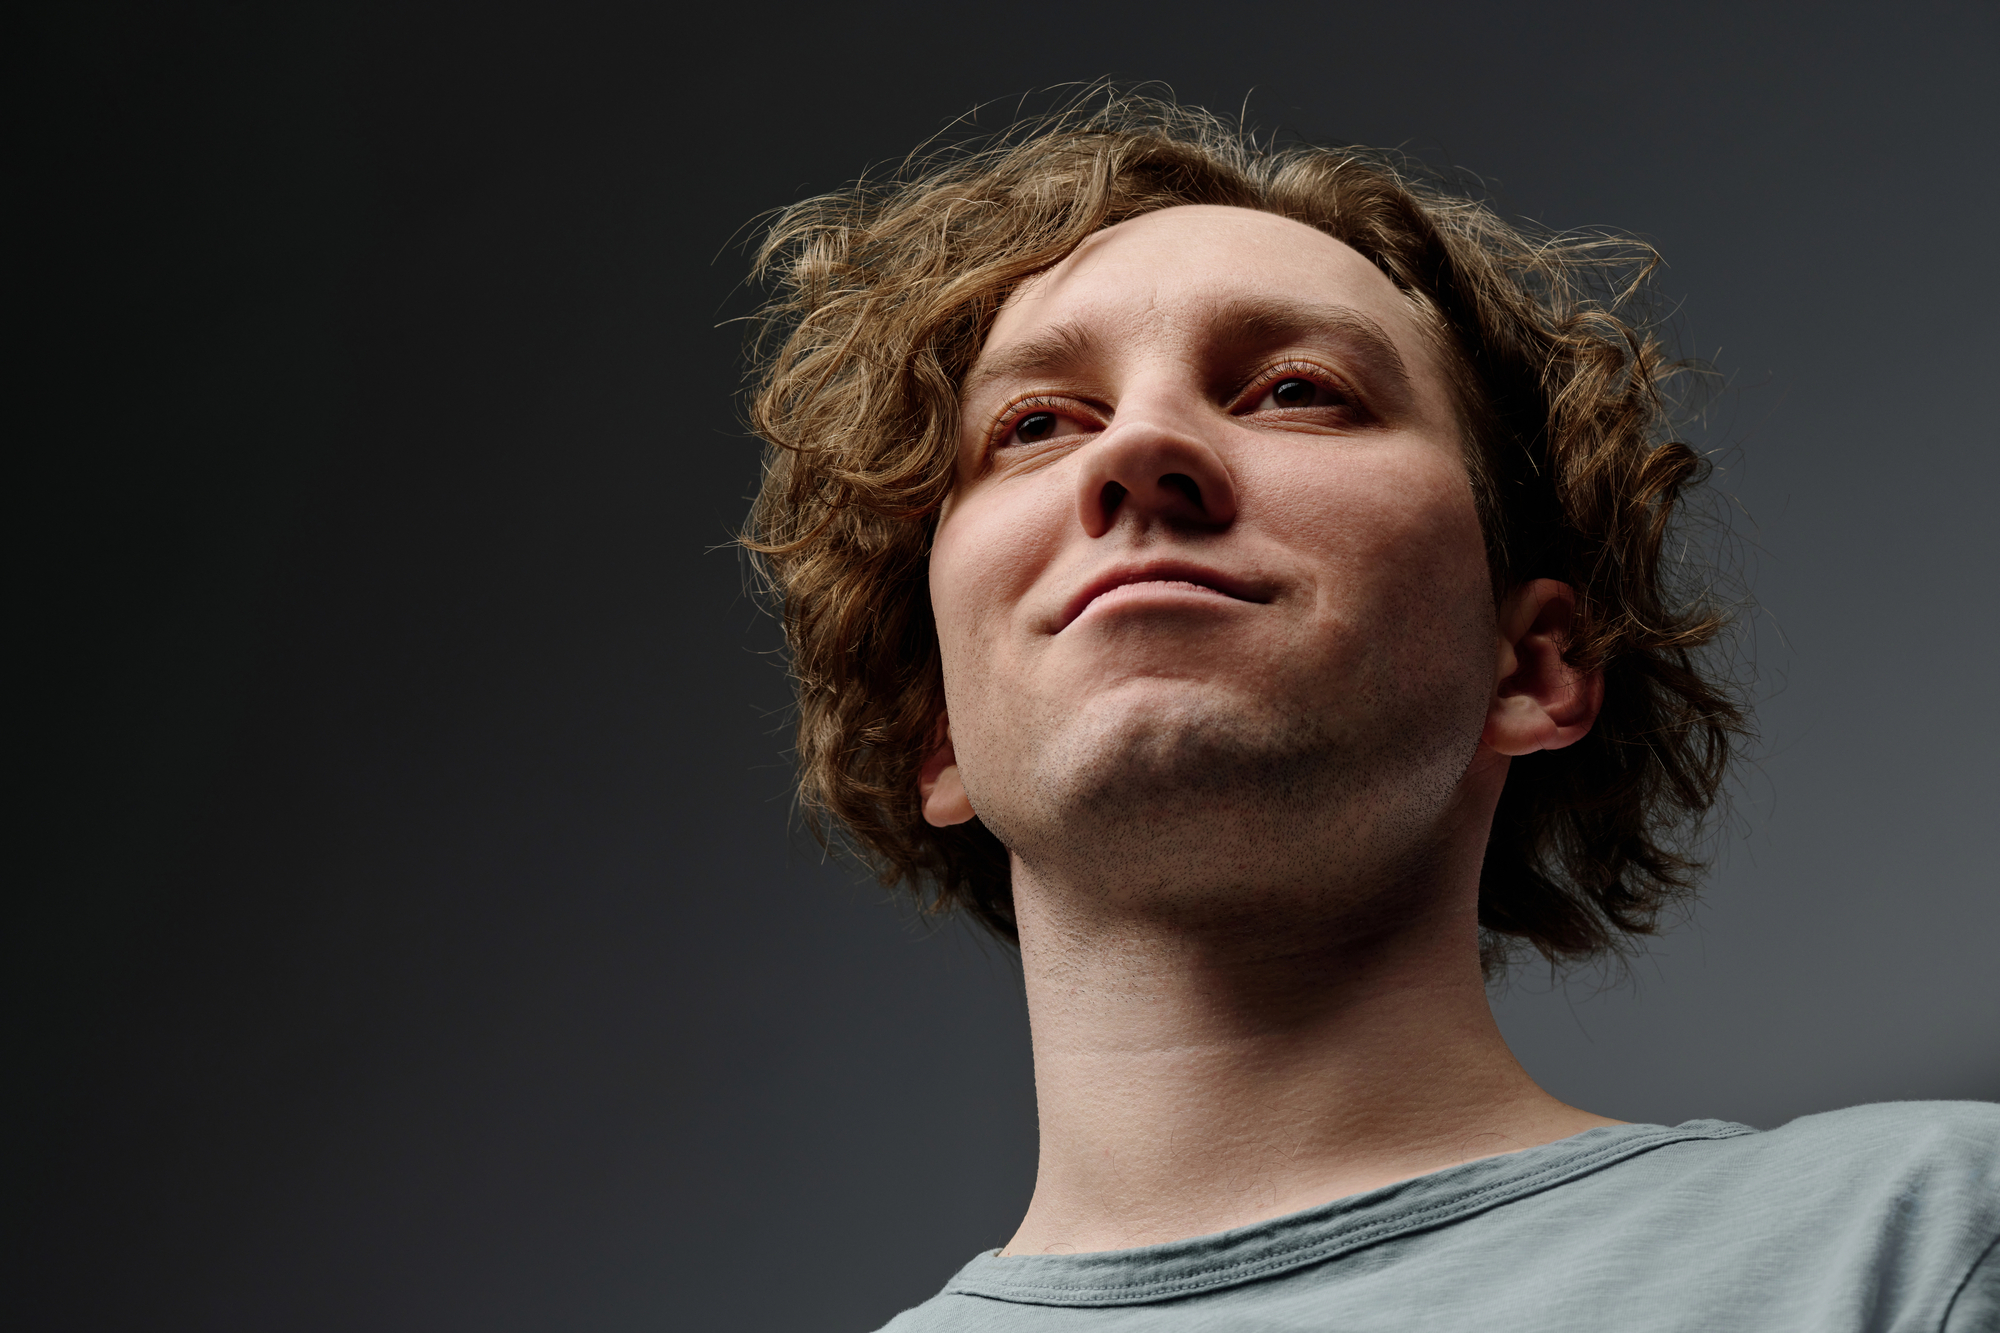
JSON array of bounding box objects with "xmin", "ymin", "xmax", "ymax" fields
[{"xmin": 920, "ymin": 205, "xmax": 1612, "ymax": 1256}]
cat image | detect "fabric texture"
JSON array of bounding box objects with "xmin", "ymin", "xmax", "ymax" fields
[{"xmin": 876, "ymin": 1101, "xmax": 2000, "ymax": 1332}]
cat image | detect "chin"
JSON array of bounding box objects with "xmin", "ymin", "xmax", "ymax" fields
[
  {"xmin": 966, "ymin": 669, "xmax": 1484, "ymax": 897},
  {"xmin": 1031, "ymin": 686, "xmax": 1350, "ymax": 820}
]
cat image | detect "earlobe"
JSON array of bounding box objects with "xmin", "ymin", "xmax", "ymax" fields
[
  {"xmin": 1482, "ymin": 579, "xmax": 1604, "ymax": 757},
  {"xmin": 918, "ymin": 716, "xmax": 977, "ymax": 827}
]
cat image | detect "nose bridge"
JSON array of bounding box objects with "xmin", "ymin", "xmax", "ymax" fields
[
  {"xmin": 1075, "ymin": 376, "xmax": 1238, "ymax": 539},
  {"xmin": 1111, "ymin": 359, "xmax": 1212, "ymax": 433}
]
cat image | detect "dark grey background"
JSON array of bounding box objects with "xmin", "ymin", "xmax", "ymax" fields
[{"xmin": 13, "ymin": 2, "xmax": 1997, "ymax": 1329}]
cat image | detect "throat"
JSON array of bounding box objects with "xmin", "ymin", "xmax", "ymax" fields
[{"xmin": 1001, "ymin": 869, "xmax": 1604, "ymax": 1256}]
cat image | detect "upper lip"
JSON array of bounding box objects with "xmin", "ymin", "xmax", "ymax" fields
[{"xmin": 1055, "ymin": 560, "xmax": 1267, "ymax": 633}]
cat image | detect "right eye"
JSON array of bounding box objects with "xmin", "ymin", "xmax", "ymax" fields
[
  {"xmin": 994, "ymin": 399, "xmax": 1096, "ymax": 449},
  {"xmin": 1014, "ymin": 411, "xmax": 1060, "ymax": 442}
]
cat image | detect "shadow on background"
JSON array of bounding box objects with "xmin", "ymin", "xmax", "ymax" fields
[{"xmin": 13, "ymin": 1, "xmax": 1997, "ymax": 1329}]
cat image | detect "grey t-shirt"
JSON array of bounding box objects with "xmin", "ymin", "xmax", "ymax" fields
[{"xmin": 878, "ymin": 1102, "xmax": 2000, "ymax": 1332}]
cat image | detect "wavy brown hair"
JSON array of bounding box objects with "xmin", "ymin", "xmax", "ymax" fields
[{"xmin": 741, "ymin": 93, "xmax": 1746, "ymax": 973}]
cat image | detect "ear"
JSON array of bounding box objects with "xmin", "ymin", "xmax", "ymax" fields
[
  {"xmin": 918, "ymin": 714, "xmax": 976, "ymax": 827},
  {"xmin": 1482, "ymin": 579, "xmax": 1604, "ymax": 757}
]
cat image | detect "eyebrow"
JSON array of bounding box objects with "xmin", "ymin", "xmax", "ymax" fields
[
  {"xmin": 961, "ymin": 296, "xmax": 1417, "ymax": 408},
  {"xmin": 961, "ymin": 319, "xmax": 1103, "ymax": 399},
  {"xmin": 1215, "ymin": 298, "xmax": 1414, "ymax": 404}
]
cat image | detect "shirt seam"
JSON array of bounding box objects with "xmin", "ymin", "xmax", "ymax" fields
[
  {"xmin": 949, "ymin": 1124, "xmax": 1753, "ymax": 1306},
  {"xmin": 1938, "ymin": 1227, "xmax": 2000, "ymax": 1333}
]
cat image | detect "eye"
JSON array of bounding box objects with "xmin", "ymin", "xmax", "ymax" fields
[
  {"xmin": 1232, "ymin": 361, "xmax": 1367, "ymax": 426},
  {"xmin": 1256, "ymin": 375, "xmax": 1342, "ymax": 410},
  {"xmin": 993, "ymin": 397, "xmax": 1097, "ymax": 449},
  {"xmin": 1014, "ymin": 411, "xmax": 1060, "ymax": 442}
]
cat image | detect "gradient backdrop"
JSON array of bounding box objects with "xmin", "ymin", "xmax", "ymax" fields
[{"xmin": 15, "ymin": 2, "xmax": 1998, "ymax": 1329}]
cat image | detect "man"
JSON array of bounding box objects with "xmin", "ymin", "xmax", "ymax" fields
[{"xmin": 742, "ymin": 96, "xmax": 1998, "ymax": 1330}]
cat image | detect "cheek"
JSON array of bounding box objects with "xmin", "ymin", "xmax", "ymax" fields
[
  {"xmin": 1369, "ymin": 459, "xmax": 1488, "ymax": 598},
  {"xmin": 928, "ymin": 480, "xmax": 1070, "ymax": 689},
  {"xmin": 1259, "ymin": 446, "xmax": 1492, "ymax": 648}
]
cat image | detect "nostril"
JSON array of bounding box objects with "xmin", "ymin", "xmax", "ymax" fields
[
  {"xmin": 1099, "ymin": 480, "xmax": 1129, "ymax": 519},
  {"xmin": 1161, "ymin": 473, "xmax": 1202, "ymax": 510}
]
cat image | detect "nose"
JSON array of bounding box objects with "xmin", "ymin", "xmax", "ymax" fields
[{"xmin": 1074, "ymin": 414, "xmax": 1239, "ymax": 539}]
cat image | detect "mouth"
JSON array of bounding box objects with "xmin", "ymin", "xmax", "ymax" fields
[{"xmin": 1056, "ymin": 561, "xmax": 1266, "ymax": 633}]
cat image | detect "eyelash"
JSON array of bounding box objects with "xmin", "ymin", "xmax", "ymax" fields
[
  {"xmin": 987, "ymin": 394, "xmax": 1093, "ymax": 449},
  {"xmin": 984, "ymin": 360, "xmax": 1360, "ymax": 449},
  {"xmin": 1236, "ymin": 360, "xmax": 1357, "ymax": 410}
]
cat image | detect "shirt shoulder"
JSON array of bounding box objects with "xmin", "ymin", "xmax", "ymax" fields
[
  {"xmin": 1662, "ymin": 1100, "xmax": 2000, "ymax": 1206},
  {"xmin": 1609, "ymin": 1102, "xmax": 2000, "ymax": 1253},
  {"xmin": 1536, "ymin": 1101, "xmax": 2000, "ymax": 1333},
  {"xmin": 1759, "ymin": 1098, "xmax": 2000, "ymax": 1151}
]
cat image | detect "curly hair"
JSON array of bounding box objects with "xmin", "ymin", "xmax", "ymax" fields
[{"xmin": 741, "ymin": 92, "xmax": 1746, "ymax": 973}]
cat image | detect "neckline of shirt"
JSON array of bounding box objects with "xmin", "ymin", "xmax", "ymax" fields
[{"xmin": 946, "ymin": 1119, "xmax": 1758, "ymax": 1308}]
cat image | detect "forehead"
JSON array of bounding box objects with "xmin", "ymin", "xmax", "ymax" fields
[{"xmin": 981, "ymin": 204, "xmax": 1426, "ymax": 364}]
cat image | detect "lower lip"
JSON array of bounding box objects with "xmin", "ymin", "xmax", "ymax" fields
[{"xmin": 1072, "ymin": 580, "xmax": 1240, "ymax": 625}]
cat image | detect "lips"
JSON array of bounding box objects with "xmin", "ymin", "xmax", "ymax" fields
[{"xmin": 1056, "ymin": 561, "xmax": 1266, "ymax": 632}]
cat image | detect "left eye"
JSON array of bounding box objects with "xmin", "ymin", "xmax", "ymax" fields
[{"xmin": 1259, "ymin": 376, "xmax": 1334, "ymax": 409}]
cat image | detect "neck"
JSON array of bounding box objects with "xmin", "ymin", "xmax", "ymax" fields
[{"xmin": 1001, "ymin": 809, "xmax": 1615, "ymax": 1255}]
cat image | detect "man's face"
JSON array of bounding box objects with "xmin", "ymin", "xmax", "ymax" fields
[{"xmin": 930, "ymin": 205, "xmax": 1500, "ymax": 912}]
